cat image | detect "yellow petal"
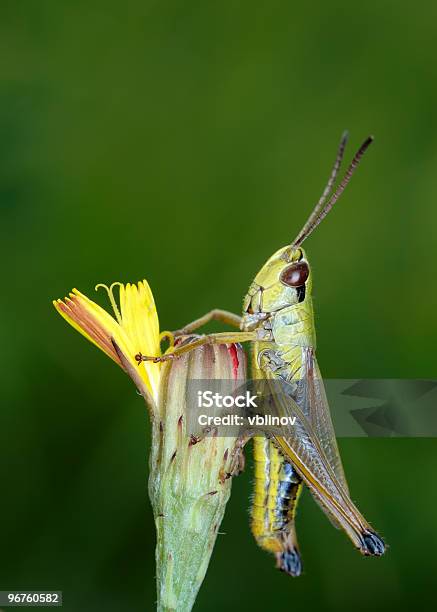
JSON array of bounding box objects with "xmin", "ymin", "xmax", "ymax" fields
[
  {"xmin": 119, "ymin": 280, "xmax": 161, "ymax": 401},
  {"xmin": 53, "ymin": 281, "xmax": 162, "ymax": 404},
  {"xmin": 53, "ymin": 291, "xmax": 120, "ymax": 364}
]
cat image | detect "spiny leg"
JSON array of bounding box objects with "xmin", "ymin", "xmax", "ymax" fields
[
  {"xmin": 135, "ymin": 331, "xmax": 256, "ymax": 363},
  {"xmin": 173, "ymin": 309, "xmax": 242, "ymax": 336}
]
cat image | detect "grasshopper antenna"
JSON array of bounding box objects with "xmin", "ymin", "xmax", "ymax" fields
[
  {"xmin": 293, "ymin": 134, "xmax": 374, "ymax": 247},
  {"xmin": 293, "ymin": 131, "xmax": 349, "ymax": 247}
]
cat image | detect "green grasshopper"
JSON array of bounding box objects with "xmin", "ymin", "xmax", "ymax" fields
[{"xmin": 136, "ymin": 132, "xmax": 385, "ymax": 563}]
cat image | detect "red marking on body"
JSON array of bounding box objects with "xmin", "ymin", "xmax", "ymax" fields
[{"xmin": 228, "ymin": 344, "xmax": 239, "ymax": 379}]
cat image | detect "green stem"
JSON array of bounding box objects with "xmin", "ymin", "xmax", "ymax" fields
[{"xmin": 147, "ymin": 348, "xmax": 245, "ymax": 612}]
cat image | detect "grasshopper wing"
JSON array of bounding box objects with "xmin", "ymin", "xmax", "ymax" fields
[
  {"xmin": 261, "ymin": 363, "xmax": 385, "ymax": 556},
  {"xmin": 299, "ymin": 348, "xmax": 349, "ymax": 494}
]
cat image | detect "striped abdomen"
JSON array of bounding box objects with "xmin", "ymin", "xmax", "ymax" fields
[{"xmin": 251, "ymin": 436, "xmax": 303, "ymax": 576}]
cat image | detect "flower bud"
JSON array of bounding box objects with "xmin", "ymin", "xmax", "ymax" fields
[{"xmin": 149, "ymin": 342, "xmax": 247, "ymax": 612}]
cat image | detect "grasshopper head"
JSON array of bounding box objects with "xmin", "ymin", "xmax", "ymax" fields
[
  {"xmin": 243, "ymin": 245, "xmax": 312, "ymax": 321},
  {"xmin": 242, "ymin": 132, "xmax": 374, "ymax": 325}
]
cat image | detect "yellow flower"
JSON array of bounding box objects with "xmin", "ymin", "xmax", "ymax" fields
[
  {"xmin": 53, "ymin": 279, "xmax": 248, "ymax": 611},
  {"xmin": 53, "ymin": 281, "xmax": 167, "ymax": 410}
]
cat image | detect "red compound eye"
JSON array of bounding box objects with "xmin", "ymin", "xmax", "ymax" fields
[{"xmin": 280, "ymin": 261, "xmax": 309, "ymax": 287}]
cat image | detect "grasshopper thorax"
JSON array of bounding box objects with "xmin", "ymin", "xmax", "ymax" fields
[{"xmin": 242, "ymin": 246, "xmax": 312, "ymax": 329}]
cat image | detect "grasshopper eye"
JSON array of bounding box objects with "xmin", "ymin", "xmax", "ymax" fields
[{"xmin": 280, "ymin": 261, "xmax": 309, "ymax": 287}]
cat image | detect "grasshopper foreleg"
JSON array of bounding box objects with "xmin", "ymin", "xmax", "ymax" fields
[
  {"xmin": 173, "ymin": 309, "xmax": 242, "ymax": 336},
  {"xmin": 135, "ymin": 331, "xmax": 256, "ymax": 363}
]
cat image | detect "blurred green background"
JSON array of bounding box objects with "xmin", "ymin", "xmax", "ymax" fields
[{"xmin": 1, "ymin": 1, "xmax": 437, "ymax": 610}]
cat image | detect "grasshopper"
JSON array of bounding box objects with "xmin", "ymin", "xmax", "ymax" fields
[{"xmin": 137, "ymin": 132, "xmax": 385, "ymax": 562}]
